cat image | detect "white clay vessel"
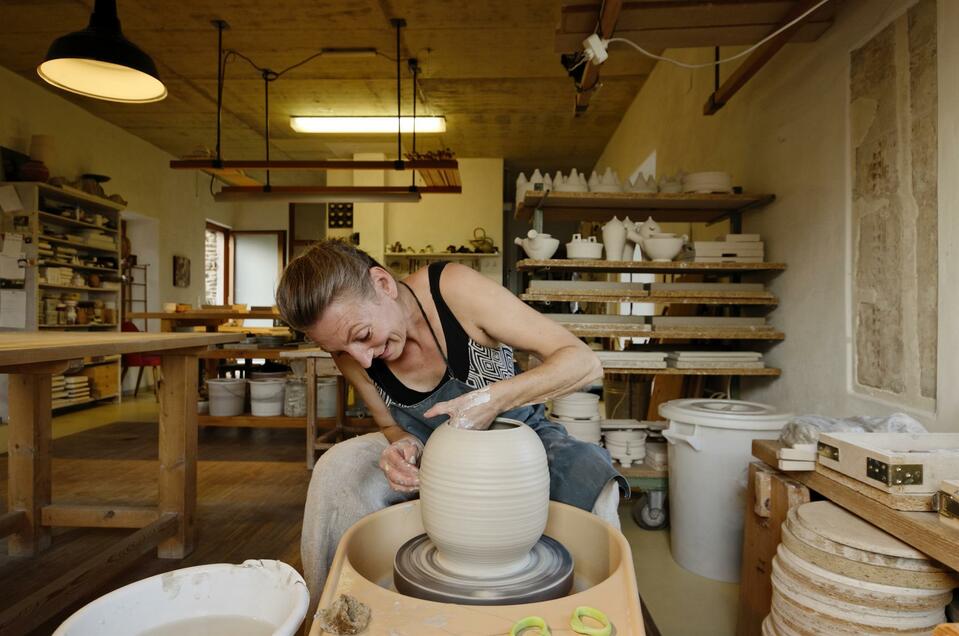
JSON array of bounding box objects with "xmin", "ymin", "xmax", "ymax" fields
[{"xmin": 419, "ymin": 418, "xmax": 550, "ymax": 577}]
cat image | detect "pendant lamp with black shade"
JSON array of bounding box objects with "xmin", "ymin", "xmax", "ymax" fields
[{"xmin": 37, "ymin": 0, "xmax": 167, "ymax": 103}]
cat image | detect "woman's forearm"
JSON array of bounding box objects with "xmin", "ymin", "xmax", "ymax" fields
[{"xmin": 490, "ymin": 344, "xmax": 602, "ymax": 412}]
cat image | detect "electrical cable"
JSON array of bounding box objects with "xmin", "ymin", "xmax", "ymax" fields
[{"xmin": 603, "ymin": 0, "xmax": 831, "ymax": 70}]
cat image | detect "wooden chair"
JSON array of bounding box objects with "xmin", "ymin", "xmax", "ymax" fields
[{"xmin": 121, "ymin": 321, "xmax": 161, "ymax": 399}]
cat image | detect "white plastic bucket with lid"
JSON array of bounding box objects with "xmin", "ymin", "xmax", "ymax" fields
[
  {"xmin": 207, "ymin": 378, "xmax": 247, "ymax": 417},
  {"xmin": 316, "ymin": 377, "xmax": 337, "ymax": 418},
  {"xmin": 53, "ymin": 559, "xmax": 308, "ymax": 636},
  {"xmin": 249, "ymin": 378, "xmax": 285, "ymax": 417},
  {"xmin": 659, "ymin": 398, "xmax": 791, "ymax": 582}
]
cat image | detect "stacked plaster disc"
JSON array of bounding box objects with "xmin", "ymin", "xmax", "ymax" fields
[{"xmin": 766, "ymin": 501, "xmax": 957, "ymax": 635}]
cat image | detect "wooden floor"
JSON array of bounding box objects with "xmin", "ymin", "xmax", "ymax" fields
[{"xmin": 0, "ymin": 421, "xmax": 311, "ymax": 635}]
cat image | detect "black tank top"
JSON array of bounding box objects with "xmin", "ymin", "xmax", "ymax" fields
[{"xmin": 366, "ymin": 262, "xmax": 515, "ymax": 408}]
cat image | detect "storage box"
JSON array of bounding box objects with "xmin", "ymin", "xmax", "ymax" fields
[
  {"xmin": 79, "ymin": 360, "xmax": 120, "ymax": 399},
  {"xmin": 818, "ymin": 433, "xmax": 959, "ymax": 494}
]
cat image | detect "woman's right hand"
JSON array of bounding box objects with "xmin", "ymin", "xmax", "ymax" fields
[{"xmin": 378, "ymin": 435, "xmax": 424, "ymax": 493}]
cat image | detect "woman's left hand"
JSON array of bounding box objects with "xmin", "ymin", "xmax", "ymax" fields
[{"xmin": 424, "ymin": 386, "xmax": 499, "ymax": 430}]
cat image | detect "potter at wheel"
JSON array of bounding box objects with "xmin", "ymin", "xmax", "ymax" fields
[
  {"xmin": 275, "ymin": 241, "xmax": 627, "ymax": 618},
  {"xmin": 393, "ymin": 533, "xmax": 573, "ymax": 605}
]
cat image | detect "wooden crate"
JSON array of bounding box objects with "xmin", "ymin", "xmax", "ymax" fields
[{"xmin": 79, "ymin": 360, "xmax": 119, "ymax": 399}]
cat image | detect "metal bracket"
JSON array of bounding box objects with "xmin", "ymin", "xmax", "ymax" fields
[
  {"xmin": 933, "ymin": 490, "xmax": 959, "ymax": 519},
  {"xmin": 865, "ymin": 457, "xmax": 924, "ymax": 487},
  {"xmin": 817, "ymin": 442, "xmax": 839, "ymax": 461}
]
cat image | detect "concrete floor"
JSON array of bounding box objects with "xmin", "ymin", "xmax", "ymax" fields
[{"xmin": 2, "ymin": 395, "xmax": 741, "ymax": 636}]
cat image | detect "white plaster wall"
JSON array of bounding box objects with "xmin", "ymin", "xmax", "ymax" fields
[
  {"xmin": 594, "ymin": 0, "xmax": 958, "ymax": 430},
  {"xmin": 0, "ymin": 66, "xmax": 234, "ymax": 308}
]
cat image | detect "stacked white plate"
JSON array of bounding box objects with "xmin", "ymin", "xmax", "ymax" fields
[
  {"xmin": 550, "ymin": 392, "xmax": 602, "ymax": 444},
  {"xmin": 603, "ymin": 429, "xmax": 648, "ymax": 467},
  {"xmin": 682, "ymin": 171, "xmax": 732, "ymax": 194}
]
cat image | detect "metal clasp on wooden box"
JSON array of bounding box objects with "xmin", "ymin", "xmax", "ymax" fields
[
  {"xmin": 817, "ymin": 441, "xmax": 839, "ymax": 461},
  {"xmin": 932, "ymin": 489, "xmax": 959, "ymax": 520},
  {"xmin": 865, "ymin": 457, "xmax": 924, "ymax": 487}
]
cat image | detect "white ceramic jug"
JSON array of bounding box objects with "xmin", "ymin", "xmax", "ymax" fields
[{"xmin": 602, "ymin": 216, "xmax": 626, "ymax": 262}]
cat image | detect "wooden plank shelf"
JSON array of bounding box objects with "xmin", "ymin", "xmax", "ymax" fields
[
  {"xmin": 52, "ymin": 393, "xmax": 118, "ymax": 410},
  {"xmin": 38, "ymin": 261, "xmax": 120, "ymax": 274},
  {"xmin": 33, "ymin": 182, "xmax": 126, "ymax": 212},
  {"xmin": 386, "ymin": 252, "xmax": 501, "ymax": 258},
  {"xmin": 41, "ymin": 235, "xmax": 118, "ymax": 255},
  {"xmin": 522, "ymin": 291, "xmax": 778, "ymax": 305},
  {"xmin": 39, "ymin": 284, "xmax": 119, "ymax": 293},
  {"xmin": 517, "ymin": 258, "xmax": 786, "ymax": 274},
  {"xmin": 198, "ymin": 414, "xmax": 338, "ymax": 429},
  {"xmin": 38, "ymin": 211, "xmax": 119, "ymax": 234},
  {"xmin": 752, "ymin": 440, "xmax": 959, "ymax": 574},
  {"xmin": 515, "ymin": 191, "xmax": 775, "ymax": 223},
  {"xmin": 558, "ymin": 322, "xmax": 785, "ymax": 340},
  {"xmin": 39, "ymin": 324, "xmax": 118, "ymax": 329},
  {"xmin": 603, "ymin": 366, "xmax": 781, "ymax": 376},
  {"xmin": 615, "ymin": 462, "xmax": 667, "ymax": 479}
]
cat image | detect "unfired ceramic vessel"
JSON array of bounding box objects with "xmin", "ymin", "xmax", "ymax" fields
[
  {"xmin": 419, "ymin": 418, "xmax": 549, "ymax": 577},
  {"xmin": 602, "ymin": 216, "xmax": 626, "ymax": 262}
]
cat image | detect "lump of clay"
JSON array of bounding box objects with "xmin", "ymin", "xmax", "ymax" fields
[{"xmin": 315, "ymin": 594, "xmax": 372, "ymax": 635}]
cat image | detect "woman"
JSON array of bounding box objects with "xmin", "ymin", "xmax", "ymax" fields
[{"xmin": 276, "ymin": 240, "xmax": 627, "ymax": 607}]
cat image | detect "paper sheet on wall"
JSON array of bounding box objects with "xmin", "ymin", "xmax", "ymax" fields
[
  {"xmin": 2, "ymin": 233, "xmax": 23, "ymax": 258},
  {"xmin": 0, "ymin": 186, "xmax": 22, "ymax": 213},
  {"xmin": 0, "ymin": 289, "xmax": 26, "ymax": 328},
  {"xmin": 0, "ymin": 254, "xmax": 23, "ymax": 281}
]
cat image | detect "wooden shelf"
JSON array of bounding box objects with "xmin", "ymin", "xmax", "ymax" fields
[
  {"xmin": 517, "ymin": 259, "xmax": 786, "ymax": 273},
  {"xmin": 386, "ymin": 252, "xmax": 500, "ymax": 258},
  {"xmin": 40, "ymin": 283, "xmax": 119, "ymax": 293},
  {"xmin": 40, "ymin": 324, "xmax": 118, "ymax": 331},
  {"xmin": 41, "ymin": 235, "xmax": 118, "ymax": 255},
  {"xmin": 515, "ymin": 191, "xmax": 775, "ymax": 223},
  {"xmin": 753, "ymin": 440, "xmax": 959, "ymax": 573},
  {"xmin": 603, "ymin": 366, "xmax": 781, "ymax": 376},
  {"xmin": 38, "ymin": 211, "xmax": 118, "ymax": 234},
  {"xmin": 522, "ymin": 291, "xmax": 778, "ymax": 305},
  {"xmin": 556, "ymin": 321, "xmax": 785, "ymax": 340},
  {"xmin": 33, "ymin": 182, "xmax": 126, "ymax": 212},
  {"xmin": 52, "ymin": 393, "xmax": 118, "ymax": 410},
  {"xmin": 615, "ymin": 462, "xmax": 667, "ymax": 479},
  {"xmin": 198, "ymin": 414, "xmax": 339, "ymax": 429},
  {"xmin": 38, "ymin": 261, "xmax": 120, "ymax": 274}
]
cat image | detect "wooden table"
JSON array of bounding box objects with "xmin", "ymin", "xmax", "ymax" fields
[
  {"xmin": 0, "ymin": 331, "xmax": 241, "ymax": 634},
  {"xmin": 280, "ymin": 348, "xmax": 375, "ymax": 468},
  {"xmin": 128, "ymin": 310, "xmax": 280, "ymax": 333}
]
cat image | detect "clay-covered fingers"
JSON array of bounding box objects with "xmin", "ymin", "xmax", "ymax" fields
[{"xmin": 378, "ymin": 438, "xmax": 423, "ymax": 492}]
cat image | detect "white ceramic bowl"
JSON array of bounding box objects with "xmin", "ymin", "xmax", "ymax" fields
[
  {"xmin": 163, "ymin": 302, "xmax": 177, "ymax": 313},
  {"xmin": 566, "ymin": 237, "xmax": 603, "ymax": 260},
  {"xmin": 521, "ymin": 237, "xmax": 560, "ymax": 260},
  {"xmin": 642, "ymin": 236, "xmax": 685, "ymax": 261},
  {"xmin": 604, "ymin": 430, "xmax": 648, "ymax": 444}
]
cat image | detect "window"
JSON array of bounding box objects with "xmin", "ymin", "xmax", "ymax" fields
[
  {"xmin": 233, "ymin": 231, "xmax": 286, "ymax": 326},
  {"xmin": 205, "ymin": 221, "xmax": 230, "ymax": 305}
]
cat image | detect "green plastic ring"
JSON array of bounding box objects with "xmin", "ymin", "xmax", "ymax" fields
[
  {"xmin": 509, "ymin": 615, "xmax": 551, "ymax": 636},
  {"xmin": 570, "ymin": 606, "xmax": 612, "ymax": 636}
]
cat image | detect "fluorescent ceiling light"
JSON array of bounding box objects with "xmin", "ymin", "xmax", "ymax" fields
[{"xmin": 290, "ymin": 116, "xmax": 446, "ymax": 134}]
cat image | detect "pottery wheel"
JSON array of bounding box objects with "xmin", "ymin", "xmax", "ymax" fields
[{"xmin": 393, "ymin": 534, "xmax": 574, "ymax": 605}]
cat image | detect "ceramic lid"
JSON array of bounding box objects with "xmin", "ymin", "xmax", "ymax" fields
[{"xmin": 658, "ymin": 398, "xmax": 791, "ymax": 430}]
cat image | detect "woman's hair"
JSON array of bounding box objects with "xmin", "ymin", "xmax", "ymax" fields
[{"xmin": 275, "ymin": 239, "xmax": 381, "ymax": 332}]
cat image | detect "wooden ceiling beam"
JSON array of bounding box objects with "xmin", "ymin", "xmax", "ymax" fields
[
  {"xmin": 574, "ymin": 0, "xmax": 624, "ymax": 115},
  {"xmin": 703, "ymin": 0, "xmax": 827, "ymax": 115}
]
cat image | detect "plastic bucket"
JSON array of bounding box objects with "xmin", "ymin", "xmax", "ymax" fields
[
  {"xmin": 53, "ymin": 559, "xmax": 308, "ymax": 636},
  {"xmin": 249, "ymin": 379, "xmax": 285, "ymax": 417},
  {"xmin": 207, "ymin": 378, "xmax": 247, "ymax": 417},
  {"xmin": 659, "ymin": 399, "xmax": 791, "ymax": 582},
  {"xmin": 250, "ymin": 370, "xmax": 289, "ymax": 380},
  {"xmin": 316, "ymin": 377, "xmax": 337, "ymax": 418},
  {"xmin": 283, "ymin": 378, "xmax": 307, "ymax": 417}
]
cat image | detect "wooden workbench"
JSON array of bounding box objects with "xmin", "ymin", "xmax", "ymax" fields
[
  {"xmin": 128, "ymin": 309, "xmax": 280, "ymax": 332},
  {"xmin": 0, "ymin": 331, "xmax": 241, "ymax": 634}
]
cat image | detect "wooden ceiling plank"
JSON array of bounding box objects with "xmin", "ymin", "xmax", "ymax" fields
[{"xmin": 703, "ymin": 0, "xmax": 827, "ymax": 114}]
